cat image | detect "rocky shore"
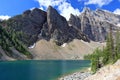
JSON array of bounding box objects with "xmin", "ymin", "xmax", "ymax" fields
[
  {"xmin": 58, "ymin": 71, "xmax": 92, "ymax": 80},
  {"xmin": 85, "ymin": 60, "xmax": 120, "ymax": 80}
]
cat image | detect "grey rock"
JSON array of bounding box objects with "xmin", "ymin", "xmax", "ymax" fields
[
  {"xmin": 39, "ymin": 6, "xmax": 77, "ymax": 45},
  {"xmin": 38, "ymin": 22, "xmax": 50, "ymax": 40},
  {"xmin": 46, "ymin": 6, "xmax": 69, "ymax": 45},
  {"xmin": 69, "ymin": 7, "xmax": 120, "ymax": 42},
  {"xmin": 38, "ymin": 6, "xmax": 89, "ymax": 45},
  {"xmin": 5, "ymin": 8, "xmax": 47, "ymax": 46},
  {"xmin": 30, "ymin": 8, "xmax": 47, "ymax": 26},
  {"xmin": 68, "ymin": 14, "xmax": 81, "ymax": 29}
]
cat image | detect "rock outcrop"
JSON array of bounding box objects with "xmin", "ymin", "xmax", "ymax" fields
[
  {"xmin": 1, "ymin": 6, "xmax": 90, "ymax": 46},
  {"xmin": 1, "ymin": 6, "xmax": 120, "ymax": 46},
  {"xmin": 1, "ymin": 6, "xmax": 120, "ymax": 60},
  {"xmin": 2, "ymin": 8, "xmax": 47, "ymax": 46},
  {"xmin": 69, "ymin": 7, "xmax": 120, "ymax": 42},
  {"xmin": 85, "ymin": 60, "xmax": 120, "ymax": 80},
  {"xmin": 6, "ymin": 6, "xmax": 119, "ymax": 46},
  {"xmin": 39, "ymin": 6, "xmax": 70, "ymax": 45},
  {"xmin": 59, "ymin": 60, "xmax": 120, "ymax": 80},
  {"xmin": 39, "ymin": 6, "xmax": 89, "ymax": 45}
]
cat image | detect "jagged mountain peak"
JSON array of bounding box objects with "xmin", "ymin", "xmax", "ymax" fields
[
  {"xmin": 47, "ymin": 6, "xmax": 59, "ymax": 15},
  {"xmin": 83, "ymin": 7, "xmax": 91, "ymax": 12},
  {"xmin": 23, "ymin": 8, "xmax": 46, "ymax": 16},
  {"xmin": 70, "ymin": 13, "xmax": 79, "ymax": 18},
  {"xmin": 2, "ymin": 6, "xmax": 120, "ymax": 46},
  {"xmin": 69, "ymin": 7, "xmax": 120, "ymax": 41},
  {"xmin": 81, "ymin": 7, "xmax": 93, "ymax": 15},
  {"xmin": 70, "ymin": 13, "xmax": 75, "ymax": 17},
  {"xmin": 1, "ymin": 6, "xmax": 120, "ymax": 60},
  {"xmin": 47, "ymin": 6, "xmax": 54, "ymax": 10},
  {"xmin": 96, "ymin": 8, "xmax": 105, "ymax": 12},
  {"xmin": 96, "ymin": 8, "xmax": 115, "ymax": 15}
]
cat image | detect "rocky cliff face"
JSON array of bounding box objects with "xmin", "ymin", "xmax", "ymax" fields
[
  {"xmin": 0, "ymin": 6, "xmax": 120, "ymax": 60},
  {"xmin": 3, "ymin": 6, "xmax": 119, "ymax": 46},
  {"xmin": 1, "ymin": 6, "xmax": 120, "ymax": 46},
  {"xmin": 1, "ymin": 6, "xmax": 89, "ymax": 46},
  {"xmin": 38, "ymin": 6, "xmax": 89, "ymax": 45},
  {"xmin": 39, "ymin": 6, "xmax": 70, "ymax": 45},
  {"xmin": 0, "ymin": 8, "xmax": 47, "ymax": 46},
  {"xmin": 69, "ymin": 7, "xmax": 120, "ymax": 42}
]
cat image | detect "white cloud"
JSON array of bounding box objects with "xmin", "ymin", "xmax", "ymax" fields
[
  {"xmin": 30, "ymin": 7, "xmax": 36, "ymax": 10},
  {"xmin": 113, "ymin": 8, "xmax": 120, "ymax": 15},
  {"xmin": 58, "ymin": 1, "xmax": 80, "ymax": 20},
  {"xmin": 35, "ymin": 0, "xmax": 80, "ymax": 20},
  {"xmin": 35, "ymin": 0, "xmax": 64, "ymax": 9},
  {"xmin": 84, "ymin": 0, "xmax": 113, "ymax": 7},
  {"xmin": 39, "ymin": 7, "xmax": 44, "ymax": 10},
  {"xmin": 0, "ymin": 15, "xmax": 11, "ymax": 20}
]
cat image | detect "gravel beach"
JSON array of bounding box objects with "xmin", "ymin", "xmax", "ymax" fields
[{"xmin": 58, "ymin": 71, "xmax": 92, "ymax": 80}]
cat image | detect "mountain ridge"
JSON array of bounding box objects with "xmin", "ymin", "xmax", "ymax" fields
[
  {"xmin": 0, "ymin": 6, "xmax": 120, "ymax": 60},
  {"xmin": 69, "ymin": 7, "xmax": 120, "ymax": 41}
]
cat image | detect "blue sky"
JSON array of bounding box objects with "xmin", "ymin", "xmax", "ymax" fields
[{"xmin": 0, "ymin": 0, "xmax": 120, "ymax": 20}]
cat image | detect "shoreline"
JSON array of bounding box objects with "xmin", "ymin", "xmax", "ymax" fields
[{"xmin": 58, "ymin": 67, "xmax": 92, "ymax": 80}]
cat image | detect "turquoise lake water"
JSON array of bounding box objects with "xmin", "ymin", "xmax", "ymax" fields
[{"xmin": 0, "ymin": 60, "xmax": 90, "ymax": 80}]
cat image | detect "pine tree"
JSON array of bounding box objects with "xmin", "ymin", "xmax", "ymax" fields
[
  {"xmin": 105, "ymin": 27, "xmax": 114, "ymax": 63},
  {"xmin": 115, "ymin": 29, "xmax": 120, "ymax": 59},
  {"xmin": 84, "ymin": 27, "xmax": 120, "ymax": 73}
]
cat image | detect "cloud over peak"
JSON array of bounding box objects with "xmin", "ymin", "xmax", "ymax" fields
[
  {"xmin": 35, "ymin": 0, "xmax": 80, "ymax": 20},
  {"xmin": 35, "ymin": 0, "xmax": 116, "ymax": 20},
  {"xmin": 113, "ymin": 8, "xmax": 120, "ymax": 15},
  {"xmin": 0, "ymin": 15, "xmax": 11, "ymax": 20}
]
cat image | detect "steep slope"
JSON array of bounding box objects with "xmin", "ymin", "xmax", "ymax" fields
[
  {"xmin": 0, "ymin": 25, "xmax": 32, "ymax": 61},
  {"xmin": 29, "ymin": 39, "xmax": 105, "ymax": 60},
  {"xmin": 30, "ymin": 7, "xmax": 120, "ymax": 60},
  {"xmin": 0, "ymin": 6, "xmax": 120, "ymax": 60},
  {"xmin": 69, "ymin": 7, "xmax": 120, "ymax": 41},
  {"xmin": 39, "ymin": 6, "xmax": 89, "ymax": 45},
  {"xmin": 0, "ymin": 6, "xmax": 90, "ymax": 60},
  {"xmin": 0, "ymin": 8, "xmax": 47, "ymax": 46},
  {"xmin": 85, "ymin": 60, "xmax": 120, "ymax": 80},
  {"xmin": 0, "ymin": 46, "xmax": 15, "ymax": 61},
  {"xmin": 1, "ymin": 6, "xmax": 89, "ymax": 47}
]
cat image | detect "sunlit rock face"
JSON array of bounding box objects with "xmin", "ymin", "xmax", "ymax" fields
[
  {"xmin": 69, "ymin": 7, "xmax": 120, "ymax": 42},
  {"xmin": 2, "ymin": 6, "xmax": 120, "ymax": 46}
]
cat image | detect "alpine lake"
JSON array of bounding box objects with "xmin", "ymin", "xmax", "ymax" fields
[{"xmin": 0, "ymin": 60, "xmax": 90, "ymax": 80}]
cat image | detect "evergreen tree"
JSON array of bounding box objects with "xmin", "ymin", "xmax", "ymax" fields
[
  {"xmin": 84, "ymin": 27, "xmax": 119, "ymax": 73},
  {"xmin": 105, "ymin": 27, "xmax": 114, "ymax": 63},
  {"xmin": 0, "ymin": 25, "xmax": 32, "ymax": 58},
  {"xmin": 114, "ymin": 29, "xmax": 120, "ymax": 60}
]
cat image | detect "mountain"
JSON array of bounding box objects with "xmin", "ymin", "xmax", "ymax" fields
[
  {"xmin": 69, "ymin": 7, "xmax": 120, "ymax": 41},
  {"xmin": 0, "ymin": 25, "xmax": 32, "ymax": 61},
  {"xmin": 0, "ymin": 8, "xmax": 47, "ymax": 46},
  {"xmin": 0, "ymin": 6, "xmax": 89, "ymax": 47},
  {"xmin": 0, "ymin": 6, "xmax": 120, "ymax": 60}
]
